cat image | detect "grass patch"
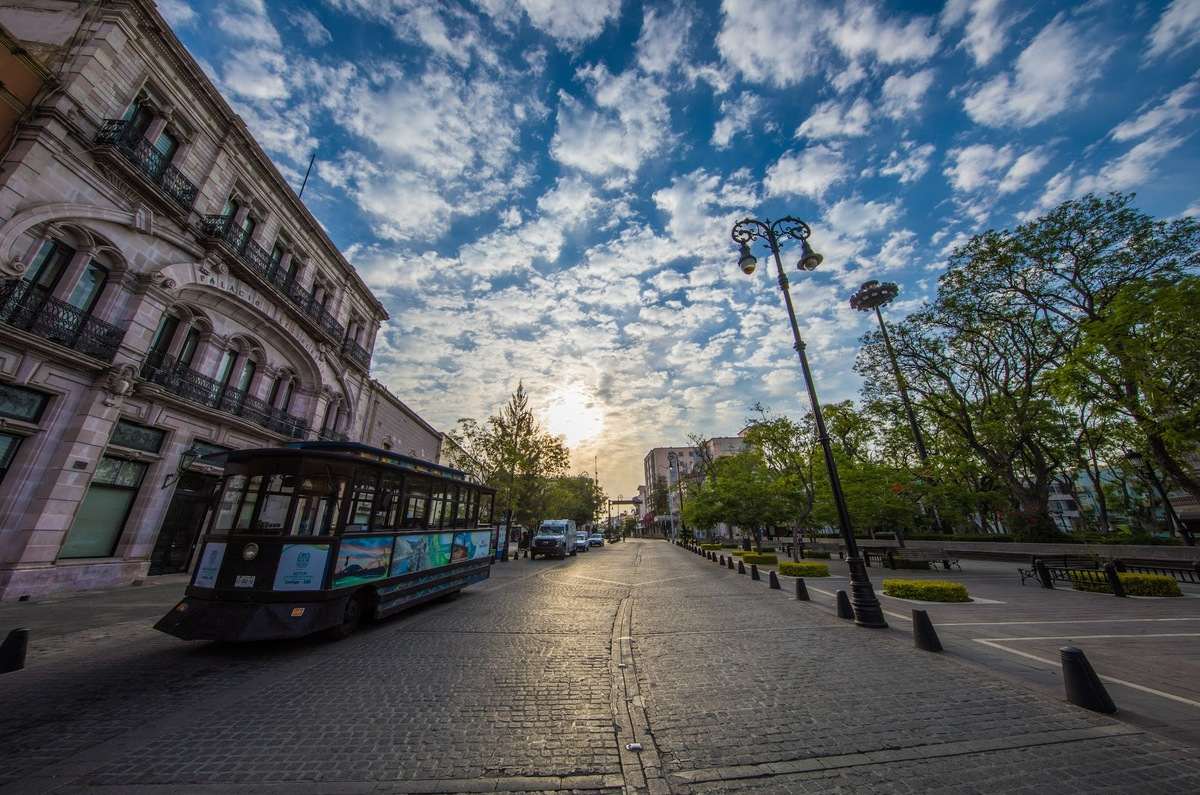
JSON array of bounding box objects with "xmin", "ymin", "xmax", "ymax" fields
[
  {"xmin": 740, "ymin": 553, "xmax": 778, "ymax": 565},
  {"xmin": 778, "ymin": 561, "xmax": 830, "ymax": 577},
  {"xmin": 882, "ymin": 579, "xmax": 970, "ymax": 602},
  {"xmin": 1070, "ymin": 571, "xmax": 1182, "ymax": 597}
]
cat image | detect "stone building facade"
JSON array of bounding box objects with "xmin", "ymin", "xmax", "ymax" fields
[{"xmin": 0, "ymin": 1, "xmax": 423, "ymax": 599}]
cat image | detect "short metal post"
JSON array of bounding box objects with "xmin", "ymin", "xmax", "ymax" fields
[
  {"xmin": 768, "ymin": 570, "xmax": 781, "ymax": 589},
  {"xmin": 750, "ymin": 564, "xmax": 760, "ymax": 581},
  {"xmin": 0, "ymin": 628, "xmax": 28, "ymax": 673},
  {"xmin": 1104, "ymin": 562, "xmax": 1126, "ymax": 598},
  {"xmin": 1035, "ymin": 558, "xmax": 1054, "ymax": 589},
  {"xmin": 836, "ymin": 590, "xmax": 854, "ymax": 620},
  {"xmin": 795, "ymin": 578, "xmax": 810, "ymax": 601}
]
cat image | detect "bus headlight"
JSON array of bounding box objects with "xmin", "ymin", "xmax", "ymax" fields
[{"xmin": 242, "ymin": 543, "xmax": 259, "ymax": 561}]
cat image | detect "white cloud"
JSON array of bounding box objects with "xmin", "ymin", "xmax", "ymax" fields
[
  {"xmin": 221, "ymin": 47, "xmax": 289, "ymax": 100},
  {"xmin": 943, "ymin": 143, "xmax": 1014, "ymax": 192},
  {"xmin": 289, "ymin": 9, "xmax": 331, "ymax": 46},
  {"xmin": 1184, "ymin": 202, "xmax": 1200, "ymax": 218},
  {"xmin": 880, "ymin": 69, "xmax": 934, "ymax": 120},
  {"xmin": 716, "ymin": 0, "xmax": 824, "ymax": 88},
  {"xmin": 880, "ymin": 142, "xmax": 935, "ymax": 183},
  {"xmin": 712, "ymin": 92, "xmax": 761, "ymax": 149},
  {"xmin": 871, "ymin": 229, "xmax": 919, "ymax": 272},
  {"xmin": 1145, "ymin": 0, "xmax": 1200, "ymax": 61},
  {"xmin": 764, "ymin": 145, "xmax": 849, "ymax": 200},
  {"xmin": 1026, "ymin": 136, "xmax": 1187, "ymax": 217},
  {"xmin": 636, "ymin": 4, "xmax": 691, "ymax": 75},
  {"xmin": 158, "ymin": 0, "xmax": 195, "ymax": 27},
  {"xmin": 214, "ymin": 0, "xmax": 280, "ymax": 47},
  {"xmin": 517, "ymin": 0, "xmax": 622, "ymax": 46},
  {"xmin": 825, "ymin": 0, "xmax": 941, "ymax": 65},
  {"xmin": 963, "ymin": 15, "xmax": 1110, "ymax": 127},
  {"xmin": 940, "ymin": 0, "xmax": 1016, "ymax": 67},
  {"xmin": 826, "ymin": 197, "xmax": 903, "ymax": 236},
  {"xmin": 1110, "ymin": 76, "xmax": 1199, "ymax": 142},
  {"xmin": 796, "ymin": 97, "xmax": 872, "ymax": 139},
  {"xmin": 550, "ymin": 65, "xmax": 671, "ymax": 181},
  {"xmin": 997, "ymin": 148, "xmax": 1050, "ymax": 194},
  {"xmin": 651, "ymin": 169, "xmax": 758, "ymax": 256}
]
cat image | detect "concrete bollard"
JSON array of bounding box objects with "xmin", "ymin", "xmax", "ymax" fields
[
  {"xmin": 836, "ymin": 590, "xmax": 854, "ymax": 620},
  {"xmin": 768, "ymin": 570, "xmax": 781, "ymax": 590},
  {"xmin": 750, "ymin": 564, "xmax": 760, "ymax": 581},
  {"xmin": 719, "ymin": 555, "xmax": 725, "ymax": 566},
  {"xmin": 727, "ymin": 557, "xmax": 734, "ymax": 570},
  {"xmin": 911, "ymin": 609, "xmax": 943, "ymax": 652},
  {"xmin": 795, "ymin": 578, "xmax": 810, "ymax": 601},
  {"xmin": 737, "ymin": 560, "xmax": 746, "ymax": 575},
  {"xmin": 0, "ymin": 628, "xmax": 29, "ymax": 673},
  {"xmin": 1061, "ymin": 646, "xmax": 1116, "ymax": 714}
]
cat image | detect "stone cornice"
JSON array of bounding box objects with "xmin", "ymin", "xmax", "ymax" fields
[{"xmin": 106, "ymin": 0, "xmax": 388, "ymax": 321}]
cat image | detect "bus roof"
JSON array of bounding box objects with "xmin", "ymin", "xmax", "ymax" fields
[{"xmin": 204, "ymin": 441, "xmax": 493, "ymax": 491}]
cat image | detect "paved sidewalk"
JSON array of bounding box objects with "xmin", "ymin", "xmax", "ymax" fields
[{"xmin": 0, "ymin": 540, "xmax": 1198, "ymax": 792}]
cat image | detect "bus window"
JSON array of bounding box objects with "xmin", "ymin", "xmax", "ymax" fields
[
  {"xmin": 455, "ymin": 488, "xmax": 472, "ymax": 527},
  {"xmin": 344, "ymin": 469, "xmax": 378, "ymax": 533},
  {"xmin": 429, "ymin": 485, "xmax": 451, "ymax": 528},
  {"xmin": 256, "ymin": 474, "xmax": 296, "ymax": 533},
  {"xmin": 478, "ymin": 492, "xmax": 494, "ymax": 525},
  {"xmin": 213, "ymin": 474, "xmax": 247, "ymax": 531},
  {"xmin": 375, "ymin": 474, "xmax": 403, "ymax": 529},
  {"xmin": 234, "ymin": 476, "xmax": 263, "ymax": 529},
  {"xmin": 289, "ymin": 475, "xmax": 344, "ymax": 536},
  {"xmin": 403, "ymin": 478, "xmax": 429, "ymax": 529}
]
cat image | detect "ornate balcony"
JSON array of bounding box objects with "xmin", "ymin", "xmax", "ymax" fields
[
  {"xmin": 318, "ymin": 429, "xmax": 349, "ymax": 442},
  {"xmin": 140, "ymin": 352, "xmax": 309, "ymax": 439},
  {"xmin": 341, "ymin": 337, "xmax": 371, "ymax": 371},
  {"xmin": 200, "ymin": 214, "xmax": 347, "ymax": 343},
  {"xmin": 94, "ymin": 119, "xmax": 198, "ymax": 212},
  {"xmin": 0, "ymin": 279, "xmax": 125, "ymax": 362}
]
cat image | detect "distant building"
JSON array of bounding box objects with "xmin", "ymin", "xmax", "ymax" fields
[{"xmin": 642, "ymin": 435, "xmax": 746, "ymax": 535}]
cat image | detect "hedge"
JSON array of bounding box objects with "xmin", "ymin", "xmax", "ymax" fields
[
  {"xmin": 740, "ymin": 553, "xmax": 778, "ymax": 565},
  {"xmin": 778, "ymin": 561, "xmax": 830, "ymax": 577},
  {"xmin": 1070, "ymin": 572, "xmax": 1182, "ymax": 597},
  {"xmin": 700, "ymin": 543, "xmax": 723, "ymax": 551},
  {"xmin": 882, "ymin": 579, "xmax": 970, "ymax": 602}
]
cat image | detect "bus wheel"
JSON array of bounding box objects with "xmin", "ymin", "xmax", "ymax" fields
[{"xmin": 324, "ymin": 592, "xmax": 365, "ymax": 640}]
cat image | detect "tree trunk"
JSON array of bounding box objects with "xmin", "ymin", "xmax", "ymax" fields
[{"xmin": 1084, "ymin": 448, "xmax": 1111, "ymax": 533}]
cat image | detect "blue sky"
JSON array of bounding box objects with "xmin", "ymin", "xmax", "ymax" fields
[{"xmin": 159, "ymin": 0, "xmax": 1200, "ymax": 497}]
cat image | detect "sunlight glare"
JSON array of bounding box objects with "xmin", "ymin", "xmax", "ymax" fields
[{"xmin": 545, "ymin": 386, "xmax": 605, "ymax": 448}]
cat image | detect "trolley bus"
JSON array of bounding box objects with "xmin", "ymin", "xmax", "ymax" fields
[{"xmin": 155, "ymin": 441, "xmax": 497, "ymax": 641}]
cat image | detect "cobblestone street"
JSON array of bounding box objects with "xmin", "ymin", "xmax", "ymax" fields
[{"xmin": 2, "ymin": 540, "xmax": 1200, "ymax": 793}]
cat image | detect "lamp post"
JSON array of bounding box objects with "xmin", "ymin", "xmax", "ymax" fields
[
  {"xmin": 850, "ymin": 279, "xmax": 946, "ymax": 542},
  {"xmin": 732, "ymin": 217, "xmax": 886, "ymax": 628},
  {"xmin": 1124, "ymin": 450, "xmax": 1194, "ymax": 546}
]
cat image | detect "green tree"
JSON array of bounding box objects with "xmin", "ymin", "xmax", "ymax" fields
[
  {"xmin": 446, "ymin": 383, "xmax": 569, "ymax": 529},
  {"xmin": 682, "ymin": 451, "xmax": 803, "ymax": 550},
  {"xmin": 542, "ymin": 474, "xmax": 607, "ymax": 527},
  {"xmin": 941, "ymin": 193, "xmax": 1200, "ymax": 504}
]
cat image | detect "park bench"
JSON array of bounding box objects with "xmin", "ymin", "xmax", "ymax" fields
[
  {"xmin": 1018, "ymin": 556, "xmax": 1101, "ymax": 587},
  {"xmin": 883, "ymin": 548, "xmax": 961, "ymax": 571}
]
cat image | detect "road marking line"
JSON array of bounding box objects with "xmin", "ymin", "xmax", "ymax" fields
[
  {"xmin": 972, "ymin": 638, "xmax": 1200, "ymax": 709},
  {"xmin": 976, "ymin": 632, "xmax": 1200, "ymax": 642},
  {"xmin": 940, "ymin": 617, "xmax": 1200, "ymax": 627}
]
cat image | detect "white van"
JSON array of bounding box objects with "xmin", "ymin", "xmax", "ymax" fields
[{"xmin": 531, "ymin": 519, "xmax": 576, "ymax": 559}]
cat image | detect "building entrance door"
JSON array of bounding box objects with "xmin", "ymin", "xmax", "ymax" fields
[{"xmin": 149, "ymin": 472, "xmax": 218, "ymax": 575}]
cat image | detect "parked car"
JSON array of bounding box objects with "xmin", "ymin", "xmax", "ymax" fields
[
  {"xmin": 531, "ymin": 519, "xmax": 575, "ymax": 559},
  {"xmin": 574, "ymin": 530, "xmax": 591, "ymax": 553},
  {"xmin": 588, "ymin": 533, "xmax": 604, "ymax": 547}
]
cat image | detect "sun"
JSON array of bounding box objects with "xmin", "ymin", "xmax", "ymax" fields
[{"xmin": 544, "ymin": 386, "xmax": 605, "ymax": 448}]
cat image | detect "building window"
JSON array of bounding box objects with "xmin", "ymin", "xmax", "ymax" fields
[
  {"xmin": 0, "ymin": 432, "xmax": 22, "ymax": 483},
  {"xmin": 0, "ymin": 383, "xmax": 50, "ymax": 422},
  {"xmin": 25, "ymin": 239, "xmax": 74, "ymax": 291},
  {"xmin": 270, "ymin": 240, "xmax": 286, "ymax": 270},
  {"xmin": 58, "ymin": 456, "xmax": 148, "ymax": 559},
  {"xmin": 65, "ymin": 261, "xmax": 108, "ymax": 313},
  {"xmin": 110, "ymin": 419, "xmax": 166, "ymax": 454}
]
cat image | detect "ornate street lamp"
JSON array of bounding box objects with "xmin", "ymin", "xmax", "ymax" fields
[
  {"xmin": 1124, "ymin": 450, "xmax": 1194, "ymax": 545},
  {"xmin": 667, "ymin": 451, "xmax": 688, "ymax": 540},
  {"xmin": 732, "ymin": 217, "xmax": 886, "ymax": 628},
  {"xmin": 850, "ymin": 279, "xmax": 946, "ymax": 540}
]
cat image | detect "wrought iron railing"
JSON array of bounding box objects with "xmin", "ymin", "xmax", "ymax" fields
[
  {"xmin": 200, "ymin": 214, "xmax": 347, "ymax": 343},
  {"xmin": 341, "ymin": 337, "xmax": 371, "ymax": 370},
  {"xmin": 141, "ymin": 352, "xmax": 309, "ymax": 439},
  {"xmin": 318, "ymin": 429, "xmax": 349, "ymax": 442},
  {"xmin": 94, "ymin": 119, "xmax": 198, "ymax": 212},
  {"xmin": 0, "ymin": 279, "xmax": 125, "ymax": 362}
]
